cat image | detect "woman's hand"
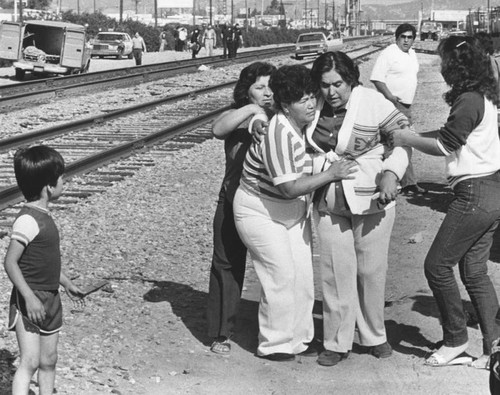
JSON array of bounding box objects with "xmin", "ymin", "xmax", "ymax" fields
[
  {"xmin": 326, "ymin": 158, "xmax": 358, "ymax": 181},
  {"xmin": 389, "ymin": 129, "xmax": 412, "ymax": 147},
  {"xmin": 376, "ymin": 171, "xmax": 399, "ymax": 206},
  {"xmin": 251, "ymin": 119, "xmax": 269, "ymax": 144}
]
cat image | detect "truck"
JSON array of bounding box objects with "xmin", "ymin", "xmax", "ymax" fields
[
  {"xmin": 0, "ymin": 20, "xmax": 91, "ymax": 80},
  {"xmin": 420, "ymin": 21, "xmax": 442, "ymax": 41}
]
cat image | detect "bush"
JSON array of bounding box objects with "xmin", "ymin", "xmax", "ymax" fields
[{"xmin": 58, "ymin": 12, "xmax": 315, "ymax": 52}]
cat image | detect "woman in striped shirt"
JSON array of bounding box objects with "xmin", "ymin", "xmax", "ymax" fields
[
  {"xmin": 233, "ymin": 65, "xmax": 357, "ymax": 362},
  {"xmin": 392, "ymin": 35, "xmax": 500, "ymax": 368}
]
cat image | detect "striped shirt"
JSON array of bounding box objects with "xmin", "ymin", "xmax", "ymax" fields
[{"xmin": 240, "ymin": 113, "xmax": 313, "ymax": 200}]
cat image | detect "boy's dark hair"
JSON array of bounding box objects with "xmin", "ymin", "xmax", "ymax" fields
[{"xmin": 14, "ymin": 145, "xmax": 65, "ymax": 202}]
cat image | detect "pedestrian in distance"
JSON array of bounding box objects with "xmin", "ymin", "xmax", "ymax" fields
[
  {"xmin": 390, "ymin": 35, "xmax": 500, "ymax": 369},
  {"xmin": 3, "ymin": 145, "xmax": 84, "ymax": 394},
  {"xmin": 370, "ymin": 23, "xmax": 427, "ymax": 196},
  {"xmin": 206, "ymin": 62, "xmax": 276, "ymax": 355},
  {"xmin": 308, "ymin": 51, "xmax": 411, "ymax": 367},
  {"xmin": 233, "ymin": 64, "xmax": 357, "ymax": 362},
  {"xmin": 203, "ymin": 24, "xmax": 216, "ymax": 57},
  {"xmin": 132, "ymin": 32, "xmax": 146, "ymax": 65},
  {"xmin": 190, "ymin": 27, "xmax": 201, "ymax": 59},
  {"xmin": 159, "ymin": 29, "xmax": 167, "ymax": 52},
  {"xmin": 230, "ymin": 23, "xmax": 243, "ymax": 59}
]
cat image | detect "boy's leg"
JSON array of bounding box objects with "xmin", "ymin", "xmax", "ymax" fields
[
  {"xmin": 38, "ymin": 332, "xmax": 59, "ymax": 395},
  {"xmin": 13, "ymin": 316, "xmax": 40, "ymax": 395}
]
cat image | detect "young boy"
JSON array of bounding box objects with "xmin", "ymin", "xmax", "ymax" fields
[{"xmin": 3, "ymin": 145, "xmax": 83, "ymax": 395}]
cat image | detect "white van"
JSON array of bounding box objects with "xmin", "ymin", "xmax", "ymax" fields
[{"xmin": 0, "ymin": 20, "xmax": 91, "ymax": 80}]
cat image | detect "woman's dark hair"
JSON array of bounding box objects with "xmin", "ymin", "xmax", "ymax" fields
[
  {"xmin": 438, "ymin": 35, "xmax": 499, "ymax": 106},
  {"xmin": 474, "ymin": 31, "xmax": 494, "ymax": 55},
  {"xmin": 310, "ymin": 51, "xmax": 360, "ymax": 92},
  {"xmin": 269, "ymin": 65, "xmax": 316, "ymax": 111},
  {"xmin": 233, "ymin": 62, "xmax": 276, "ymax": 108},
  {"xmin": 14, "ymin": 145, "xmax": 65, "ymax": 202},
  {"xmin": 395, "ymin": 23, "xmax": 416, "ymax": 39}
]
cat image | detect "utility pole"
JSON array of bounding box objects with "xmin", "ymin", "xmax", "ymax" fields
[
  {"xmin": 193, "ymin": 0, "xmax": 196, "ymax": 27},
  {"xmin": 305, "ymin": 0, "xmax": 307, "ymax": 28},
  {"xmin": 154, "ymin": 0, "xmax": 157, "ymax": 28},
  {"xmin": 119, "ymin": 0, "xmax": 123, "ymax": 23}
]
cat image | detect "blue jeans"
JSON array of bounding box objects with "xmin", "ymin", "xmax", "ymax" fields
[{"xmin": 425, "ymin": 172, "xmax": 500, "ymax": 354}]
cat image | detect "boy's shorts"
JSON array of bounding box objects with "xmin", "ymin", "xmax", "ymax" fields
[{"xmin": 8, "ymin": 287, "xmax": 62, "ymax": 335}]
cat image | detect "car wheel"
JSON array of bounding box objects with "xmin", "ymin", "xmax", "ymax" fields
[
  {"xmin": 99, "ymin": 56, "xmax": 104, "ymax": 59},
  {"xmin": 15, "ymin": 68, "xmax": 25, "ymax": 81},
  {"xmin": 295, "ymin": 55, "xmax": 303, "ymax": 60},
  {"xmin": 128, "ymin": 53, "xmax": 133, "ymax": 59}
]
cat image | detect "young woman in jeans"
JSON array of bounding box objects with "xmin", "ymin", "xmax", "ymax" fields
[{"xmin": 391, "ymin": 35, "xmax": 500, "ymax": 368}]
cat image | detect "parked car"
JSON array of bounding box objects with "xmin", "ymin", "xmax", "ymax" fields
[
  {"xmin": 0, "ymin": 20, "xmax": 91, "ymax": 80},
  {"xmin": 294, "ymin": 32, "xmax": 343, "ymax": 60},
  {"xmin": 91, "ymin": 32, "xmax": 133, "ymax": 59}
]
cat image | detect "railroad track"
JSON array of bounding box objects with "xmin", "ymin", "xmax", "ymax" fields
[{"xmin": 0, "ymin": 38, "xmax": 388, "ymax": 231}]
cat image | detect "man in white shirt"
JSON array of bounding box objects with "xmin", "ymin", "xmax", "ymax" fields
[{"xmin": 370, "ymin": 23, "xmax": 426, "ymax": 195}]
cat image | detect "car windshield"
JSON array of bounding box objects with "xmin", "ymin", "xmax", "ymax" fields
[
  {"xmin": 298, "ymin": 34, "xmax": 324, "ymax": 43},
  {"xmin": 97, "ymin": 34, "xmax": 126, "ymax": 41}
]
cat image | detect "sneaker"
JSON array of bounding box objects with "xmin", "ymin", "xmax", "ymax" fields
[
  {"xmin": 370, "ymin": 342, "xmax": 393, "ymax": 358},
  {"xmin": 317, "ymin": 350, "xmax": 348, "ymax": 366},
  {"xmin": 259, "ymin": 353, "xmax": 295, "ymax": 362}
]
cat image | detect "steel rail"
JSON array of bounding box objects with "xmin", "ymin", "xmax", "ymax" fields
[
  {"xmin": 0, "ymin": 80, "xmax": 236, "ymax": 151},
  {"xmin": 0, "ymin": 40, "xmax": 387, "ymax": 210},
  {"xmin": 0, "ymin": 45, "xmax": 293, "ymax": 103}
]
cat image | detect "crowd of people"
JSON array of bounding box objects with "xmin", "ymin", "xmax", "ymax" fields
[
  {"xmin": 4, "ymin": 23, "xmax": 500, "ymax": 394},
  {"xmin": 205, "ymin": 22, "xmax": 500, "ymax": 383}
]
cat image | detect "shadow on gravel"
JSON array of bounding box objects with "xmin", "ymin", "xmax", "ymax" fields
[
  {"xmin": 0, "ymin": 348, "xmax": 16, "ymax": 395},
  {"xmin": 143, "ymin": 281, "xmax": 209, "ymax": 345},
  {"xmin": 411, "ymin": 294, "xmax": 480, "ymax": 330},
  {"xmin": 402, "ymin": 182, "xmax": 453, "ymax": 212}
]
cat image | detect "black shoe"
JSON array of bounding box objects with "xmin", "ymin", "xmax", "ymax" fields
[
  {"xmin": 297, "ymin": 342, "xmax": 318, "ymax": 357},
  {"xmin": 317, "ymin": 350, "xmax": 348, "ymax": 366},
  {"xmin": 259, "ymin": 353, "xmax": 295, "ymax": 362},
  {"xmin": 370, "ymin": 342, "xmax": 393, "ymax": 358}
]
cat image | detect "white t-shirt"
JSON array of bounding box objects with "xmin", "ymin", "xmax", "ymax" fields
[{"xmin": 370, "ymin": 43, "xmax": 419, "ymax": 105}]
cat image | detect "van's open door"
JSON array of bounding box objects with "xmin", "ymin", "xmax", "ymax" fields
[
  {"xmin": 0, "ymin": 22, "xmax": 22, "ymax": 60},
  {"xmin": 61, "ymin": 28, "xmax": 85, "ymax": 69}
]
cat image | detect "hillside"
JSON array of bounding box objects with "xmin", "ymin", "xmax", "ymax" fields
[{"xmin": 56, "ymin": 0, "xmax": 494, "ymax": 21}]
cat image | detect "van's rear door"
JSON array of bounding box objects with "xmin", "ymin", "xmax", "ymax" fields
[
  {"xmin": 61, "ymin": 27, "xmax": 85, "ymax": 69},
  {"xmin": 0, "ymin": 22, "xmax": 22, "ymax": 60}
]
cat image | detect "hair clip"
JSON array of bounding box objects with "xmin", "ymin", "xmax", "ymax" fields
[{"xmin": 456, "ymin": 41, "xmax": 466, "ymax": 48}]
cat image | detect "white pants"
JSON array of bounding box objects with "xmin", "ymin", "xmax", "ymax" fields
[
  {"xmin": 205, "ymin": 39, "xmax": 214, "ymax": 56},
  {"xmin": 314, "ymin": 206, "xmax": 395, "ymax": 352},
  {"xmin": 233, "ymin": 187, "xmax": 314, "ymax": 356}
]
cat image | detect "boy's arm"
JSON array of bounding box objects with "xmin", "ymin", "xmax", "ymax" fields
[
  {"xmin": 60, "ymin": 271, "xmax": 84, "ymax": 300},
  {"xmin": 4, "ymin": 239, "xmax": 46, "ymax": 323}
]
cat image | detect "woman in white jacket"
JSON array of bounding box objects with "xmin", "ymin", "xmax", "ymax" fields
[{"xmin": 308, "ymin": 51, "xmax": 412, "ymax": 367}]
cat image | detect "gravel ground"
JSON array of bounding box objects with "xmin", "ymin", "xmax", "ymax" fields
[{"xmin": 0, "ymin": 43, "xmax": 498, "ymax": 394}]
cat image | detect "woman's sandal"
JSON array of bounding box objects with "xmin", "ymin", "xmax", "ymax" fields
[
  {"xmin": 424, "ymin": 343, "xmax": 471, "ymax": 367},
  {"xmin": 210, "ymin": 338, "xmax": 231, "ymax": 355}
]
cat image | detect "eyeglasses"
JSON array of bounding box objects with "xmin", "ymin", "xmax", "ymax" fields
[{"xmin": 399, "ymin": 34, "xmax": 414, "ymax": 40}]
